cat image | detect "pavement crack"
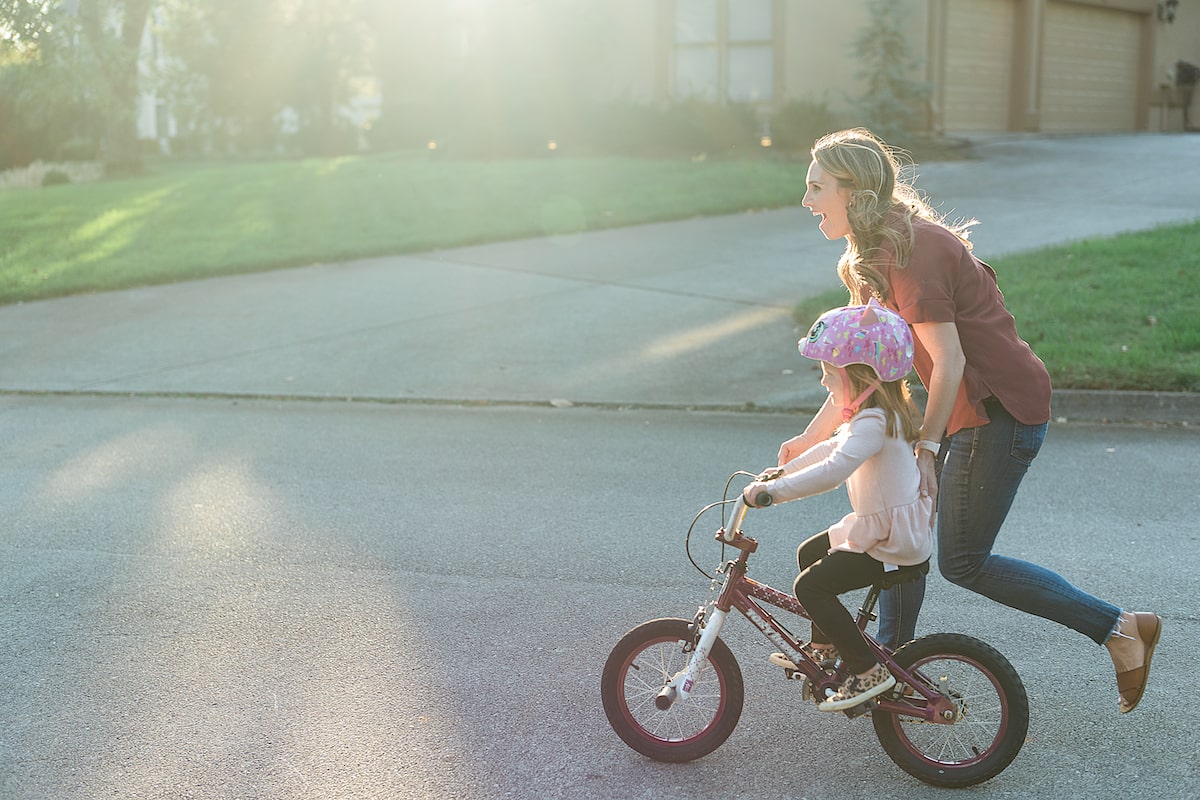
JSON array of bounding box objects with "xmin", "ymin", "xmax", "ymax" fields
[{"xmin": 424, "ymin": 253, "xmax": 796, "ymax": 310}]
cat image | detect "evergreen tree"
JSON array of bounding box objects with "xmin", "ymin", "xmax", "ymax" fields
[{"xmin": 850, "ymin": 0, "xmax": 930, "ymax": 144}]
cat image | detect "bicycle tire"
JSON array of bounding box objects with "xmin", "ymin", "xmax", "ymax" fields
[
  {"xmin": 601, "ymin": 617, "xmax": 743, "ymax": 763},
  {"xmin": 872, "ymin": 633, "xmax": 1029, "ymax": 787}
]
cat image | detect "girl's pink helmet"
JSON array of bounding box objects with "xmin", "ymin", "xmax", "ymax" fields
[{"xmin": 799, "ymin": 298, "xmax": 914, "ymax": 382}]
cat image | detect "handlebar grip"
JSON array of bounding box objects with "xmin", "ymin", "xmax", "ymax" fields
[{"xmin": 755, "ymin": 492, "xmax": 773, "ymax": 508}]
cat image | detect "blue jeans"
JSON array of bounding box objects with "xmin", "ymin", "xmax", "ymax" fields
[
  {"xmin": 877, "ymin": 574, "xmax": 924, "ymax": 650},
  {"xmin": 879, "ymin": 399, "xmax": 1122, "ymax": 648}
]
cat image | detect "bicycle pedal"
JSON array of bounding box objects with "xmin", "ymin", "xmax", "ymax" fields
[
  {"xmin": 843, "ymin": 699, "xmax": 877, "ymax": 720},
  {"xmin": 768, "ymin": 652, "xmax": 801, "ymax": 671}
]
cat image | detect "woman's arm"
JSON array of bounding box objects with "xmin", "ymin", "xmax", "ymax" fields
[
  {"xmin": 911, "ymin": 321, "xmax": 966, "ymax": 512},
  {"xmin": 747, "ymin": 411, "xmax": 885, "ymax": 506},
  {"xmin": 777, "ymin": 394, "xmax": 842, "ymax": 467}
]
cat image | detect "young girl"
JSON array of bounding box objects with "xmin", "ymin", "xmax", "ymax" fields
[{"xmin": 742, "ymin": 299, "xmax": 932, "ymax": 711}]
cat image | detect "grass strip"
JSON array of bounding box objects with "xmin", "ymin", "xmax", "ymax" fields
[{"xmin": 0, "ymin": 152, "xmax": 808, "ymax": 304}]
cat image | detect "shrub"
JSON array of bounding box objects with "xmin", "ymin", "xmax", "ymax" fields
[
  {"xmin": 575, "ymin": 99, "xmax": 762, "ymax": 158},
  {"xmin": 56, "ymin": 137, "xmax": 99, "ymax": 162},
  {"xmin": 768, "ymin": 100, "xmax": 849, "ymax": 153},
  {"xmin": 41, "ymin": 170, "xmax": 71, "ymax": 187}
]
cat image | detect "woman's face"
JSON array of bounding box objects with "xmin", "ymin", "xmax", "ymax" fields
[{"xmin": 802, "ymin": 159, "xmax": 853, "ymax": 240}]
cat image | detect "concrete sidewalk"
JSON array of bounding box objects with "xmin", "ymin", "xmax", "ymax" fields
[{"xmin": 0, "ymin": 133, "xmax": 1197, "ymax": 422}]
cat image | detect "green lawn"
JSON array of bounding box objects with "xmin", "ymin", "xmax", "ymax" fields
[
  {"xmin": 3, "ymin": 152, "xmax": 1197, "ymax": 391},
  {"xmin": 0, "ymin": 152, "xmax": 811, "ymax": 303}
]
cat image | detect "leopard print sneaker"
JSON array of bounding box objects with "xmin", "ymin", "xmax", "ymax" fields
[
  {"xmin": 805, "ymin": 643, "xmax": 839, "ymax": 665},
  {"xmin": 818, "ymin": 664, "xmax": 896, "ymax": 712},
  {"xmin": 768, "ymin": 643, "xmax": 840, "ymax": 671}
]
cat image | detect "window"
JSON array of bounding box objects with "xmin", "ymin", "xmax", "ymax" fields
[{"xmin": 673, "ymin": 0, "xmax": 775, "ymax": 103}]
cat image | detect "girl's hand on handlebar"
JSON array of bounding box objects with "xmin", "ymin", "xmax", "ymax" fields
[{"xmin": 742, "ymin": 481, "xmax": 772, "ymax": 508}]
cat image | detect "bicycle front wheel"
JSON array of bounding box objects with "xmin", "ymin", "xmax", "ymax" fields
[
  {"xmin": 600, "ymin": 617, "xmax": 743, "ymax": 763},
  {"xmin": 873, "ymin": 633, "xmax": 1029, "ymax": 788}
]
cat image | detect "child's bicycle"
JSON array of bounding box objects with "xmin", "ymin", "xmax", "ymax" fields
[{"xmin": 600, "ymin": 472, "xmax": 1029, "ymax": 788}]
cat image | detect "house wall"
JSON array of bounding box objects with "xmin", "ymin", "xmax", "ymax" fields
[
  {"xmin": 1149, "ymin": 1, "xmax": 1200, "ymax": 130},
  {"xmin": 924, "ymin": 0, "xmax": 1198, "ymax": 134},
  {"xmin": 650, "ymin": 0, "xmax": 1197, "ymax": 135},
  {"xmin": 919, "ymin": 0, "xmax": 1169, "ymax": 134},
  {"xmin": 585, "ymin": 0, "xmax": 664, "ymax": 103},
  {"xmin": 779, "ymin": 1, "xmax": 876, "ymax": 113},
  {"xmin": 133, "ymin": 0, "xmax": 1198, "ymax": 146},
  {"xmin": 645, "ymin": 1, "xmax": 926, "ymax": 116}
]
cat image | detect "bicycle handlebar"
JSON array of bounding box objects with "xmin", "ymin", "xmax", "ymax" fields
[
  {"xmin": 722, "ymin": 486, "xmax": 776, "ymax": 541},
  {"xmin": 721, "ymin": 497, "xmax": 749, "ymax": 542},
  {"xmin": 713, "ymin": 472, "xmax": 778, "ymax": 543}
]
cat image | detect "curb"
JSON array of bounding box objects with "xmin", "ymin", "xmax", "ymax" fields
[
  {"xmin": 908, "ymin": 386, "xmax": 1199, "ymax": 426},
  {"xmin": 1049, "ymin": 389, "xmax": 1199, "ymax": 426},
  {"xmin": 4, "ymin": 387, "xmax": 1196, "ymax": 426}
]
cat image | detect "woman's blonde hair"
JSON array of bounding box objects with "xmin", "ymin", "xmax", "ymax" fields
[
  {"xmin": 842, "ymin": 362, "xmax": 921, "ymax": 443},
  {"xmin": 810, "ymin": 128, "xmax": 976, "ymax": 305}
]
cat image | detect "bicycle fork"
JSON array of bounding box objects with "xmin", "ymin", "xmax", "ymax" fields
[
  {"xmin": 655, "ymin": 603, "xmax": 728, "ymax": 710},
  {"xmin": 657, "ymin": 547, "xmax": 763, "ymax": 710}
]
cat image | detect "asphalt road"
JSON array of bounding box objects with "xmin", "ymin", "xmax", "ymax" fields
[{"xmin": 1, "ymin": 395, "xmax": 1197, "ymax": 799}]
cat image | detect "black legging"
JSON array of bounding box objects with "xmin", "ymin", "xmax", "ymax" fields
[{"xmin": 793, "ymin": 531, "xmax": 887, "ymax": 675}]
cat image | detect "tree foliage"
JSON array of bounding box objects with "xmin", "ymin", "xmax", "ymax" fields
[
  {"xmin": 1, "ymin": 0, "xmax": 844, "ymax": 168},
  {"xmin": 1, "ymin": 1, "xmax": 102, "ymax": 168},
  {"xmin": 79, "ymin": 0, "xmax": 154, "ymax": 171},
  {"xmin": 154, "ymin": 0, "xmax": 373, "ymax": 156},
  {"xmin": 0, "ymin": 0, "xmax": 152, "ymax": 170}
]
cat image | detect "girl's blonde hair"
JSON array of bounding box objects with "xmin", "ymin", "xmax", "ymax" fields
[
  {"xmin": 842, "ymin": 363, "xmax": 921, "ymax": 443},
  {"xmin": 810, "ymin": 128, "xmax": 977, "ymax": 305}
]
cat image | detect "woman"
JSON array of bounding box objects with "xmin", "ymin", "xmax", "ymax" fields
[{"xmin": 778, "ymin": 127, "xmax": 1160, "ymax": 713}]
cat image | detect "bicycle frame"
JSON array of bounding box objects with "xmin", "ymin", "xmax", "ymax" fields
[{"xmin": 664, "ymin": 497, "xmax": 958, "ymax": 724}]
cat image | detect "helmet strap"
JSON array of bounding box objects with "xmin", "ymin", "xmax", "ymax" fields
[{"xmin": 838, "ymin": 368, "xmax": 882, "ymax": 423}]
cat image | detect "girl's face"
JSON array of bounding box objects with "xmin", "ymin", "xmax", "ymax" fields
[
  {"xmin": 819, "ymin": 362, "xmax": 844, "ymax": 404},
  {"xmin": 802, "ymin": 159, "xmax": 853, "ymax": 240}
]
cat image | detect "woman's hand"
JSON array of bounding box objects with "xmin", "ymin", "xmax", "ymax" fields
[
  {"xmin": 916, "ymin": 450, "xmax": 939, "ymax": 525},
  {"xmin": 910, "ymin": 320, "xmax": 961, "ymax": 529},
  {"xmin": 777, "ymin": 395, "xmax": 841, "ymax": 466},
  {"xmin": 756, "ymin": 467, "xmax": 785, "ymax": 482},
  {"xmin": 777, "ymin": 435, "xmax": 807, "ymax": 466}
]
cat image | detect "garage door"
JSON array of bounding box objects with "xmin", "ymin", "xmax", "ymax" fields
[
  {"xmin": 1040, "ymin": 1, "xmax": 1141, "ymax": 132},
  {"xmin": 941, "ymin": 0, "xmax": 1015, "ymax": 132}
]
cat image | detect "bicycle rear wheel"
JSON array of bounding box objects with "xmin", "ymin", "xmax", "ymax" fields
[
  {"xmin": 601, "ymin": 617, "xmax": 743, "ymax": 763},
  {"xmin": 873, "ymin": 633, "xmax": 1028, "ymax": 787}
]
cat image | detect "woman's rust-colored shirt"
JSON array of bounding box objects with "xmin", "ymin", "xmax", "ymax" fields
[{"xmin": 876, "ymin": 218, "xmax": 1052, "ymax": 436}]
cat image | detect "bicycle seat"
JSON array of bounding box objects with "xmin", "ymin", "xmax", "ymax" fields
[{"xmin": 876, "ymin": 560, "xmax": 930, "ymax": 589}]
